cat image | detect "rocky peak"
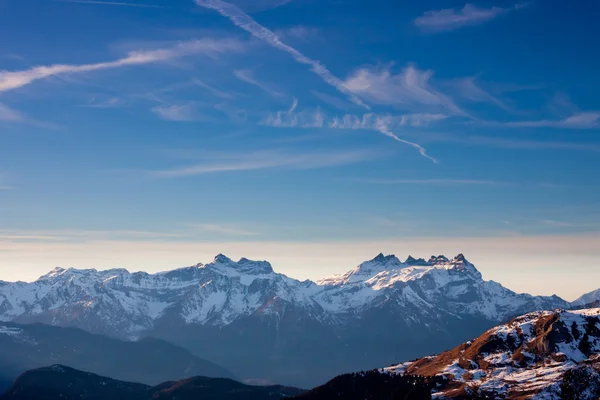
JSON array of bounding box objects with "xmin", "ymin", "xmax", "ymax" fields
[
  {"xmin": 208, "ymin": 255, "xmax": 274, "ymax": 275},
  {"xmin": 427, "ymin": 255, "xmax": 450, "ymax": 265},
  {"xmin": 213, "ymin": 254, "xmax": 233, "ymax": 264},
  {"xmin": 404, "ymin": 256, "xmax": 429, "ymax": 266}
]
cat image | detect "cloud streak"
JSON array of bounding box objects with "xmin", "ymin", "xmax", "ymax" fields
[
  {"xmin": 505, "ymin": 112, "xmax": 600, "ymax": 129},
  {"xmin": 190, "ymin": 223, "xmax": 259, "ymax": 236},
  {"xmin": 150, "ymin": 149, "xmax": 373, "ymax": 178},
  {"xmin": 152, "ymin": 104, "xmax": 198, "ymax": 121},
  {"xmin": 233, "ymin": 69, "xmax": 282, "ymax": 97},
  {"xmin": 414, "ymin": 3, "xmax": 527, "ymax": 33},
  {"xmin": 375, "ymin": 124, "xmax": 439, "ymax": 164},
  {"xmin": 0, "ymin": 38, "xmax": 243, "ymax": 93},
  {"xmin": 0, "ymin": 103, "xmax": 24, "ymax": 122},
  {"xmin": 194, "ymin": 0, "xmax": 369, "ymax": 109},
  {"xmin": 365, "ymin": 178, "xmax": 500, "ymax": 185},
  {"xmin": 53, "ymin": 0, "xmax": 166, "ymax": 8}
]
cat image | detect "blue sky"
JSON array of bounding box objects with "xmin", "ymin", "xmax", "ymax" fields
[{"xmin": 0, "ymin": 0, "xmax": 599, "ymax": 299}]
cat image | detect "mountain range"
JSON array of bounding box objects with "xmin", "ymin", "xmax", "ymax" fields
[
  {"xmin": 0, "ymin": 322, "xmax": 234, "ymax": 393},
  {"xmin": 382, "ymin": 308, "xmax": 600, "ymax": 399},
  {"xmin": 0, "ymin": 253, "xmax": 572, "ymax": 387},
  {"xmin": 5, "ymin": 307, "xmax": 600, "ymax": 399},
  {"xmin": 0, "ymin": 365, "xmax": 303, "ymax": 400}
]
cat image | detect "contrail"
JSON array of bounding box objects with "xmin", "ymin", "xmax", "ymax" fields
[
  {"xmin": 194, "ymin": 0, "xmax": 370, "ymax": 109},
  {"xmin": 376, "ymin": 124, "xmax": 439, "ymax": 164}
]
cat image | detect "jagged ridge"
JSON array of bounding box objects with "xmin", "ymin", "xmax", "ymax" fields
[{"xmin": 383, "ymin": 308, "xmax": 600, "ymax": 399}]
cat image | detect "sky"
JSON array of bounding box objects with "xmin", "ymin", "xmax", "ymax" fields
[{"xmin": 0, "ymin": 0, "xmax": 599, "ymax": 300}]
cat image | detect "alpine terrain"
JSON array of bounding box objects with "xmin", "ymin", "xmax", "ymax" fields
[
  {"xmin": 0, "ymin": 253, "xmax": 569, "ymax": 387},
  {"xmin": 383, "ymin": 308, "xmax": 600, "ymax": 399}
]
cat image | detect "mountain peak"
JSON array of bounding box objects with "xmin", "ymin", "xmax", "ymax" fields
[
  {"xmin": 213, "ymin": 254, "xmax": 233, "ymax": 264},
  {"xmin": 208, "ymin": 255, "xmax": 273, "ymax": 275},
  {"xmin": 369, "ymin": 253, "xmax": 401, "ymax": 265},
  {"xmin": 428, "ymin": 255, "xmax": 450, "ymax": 265},
  {"xmin": 404, "ymin": 255, "xmax": 429, "ymax": 266}
]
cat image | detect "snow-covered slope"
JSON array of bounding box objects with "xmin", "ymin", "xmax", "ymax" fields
[
  {"xmin": 573, "ymin": 288, "xmax": 600, "ymax": 307},
  {"xmin": 0, "ymin": 253, "xmax": 567, "ymax": 339},
  {"xmin": 315, "ymin": 253, "xmax": 567, "ymax": 322},
  {"xmin": 383, "ymin": 308, "xmax": 600, "ymax": 399},
  {"xmin": 0, "ymin": 254, "xmax": 323, "ymax": 337}
]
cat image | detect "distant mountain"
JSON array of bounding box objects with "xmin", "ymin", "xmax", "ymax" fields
[
  {"xmin": 0, "ymin": 322, "xmax": 234, "ymax": 393},
  {"xmin": 0, "ymin": 365, "xmax": 303, "ymax": 400},
  {"xmin": 382, "ymin": 308, "xmax": 600, "ymax": 399},
  {"xmin": 0, "ymin": 254, "xmax": 569, "ymax": 387},
  {"xmin": 573, "ymin": 288, "xmax": 600, "ymax": 307}
]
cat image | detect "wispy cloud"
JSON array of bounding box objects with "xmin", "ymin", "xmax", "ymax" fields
[
  {"xmin": 342, "ymin": 64, "xmax": 465, "ymax": 115},
  {"xmin": 190, "ymin": 223, "xmax": 259, "ymax": 236},
  {"xmin": 150, "ymin": 149, "xmax": 374, "ymax": 178},
  {"xmin": 365, "ymin": 178, "xmax": 501, "ymax": 185},
  {"xmin": 505, "ymin": 112, "xmax": 600, "ymax": 129},
  {"xmin": 414, "ymin": 131, "xmax": 600, "ymax": 153},
  {"xmin": 152, "ymin": 104, "xmax": 198, "ymax": 121},
  {"xmin": 233, "ymin": 69, "xmax": 282, "ymax": 97},
  {"xmin": 0, "ymin": 38, "xmax": 243, "ymax": 93},
  {"xmin": 192, "ymin": 78, "xmax": 235, "ymax": 99},
  {"xmin": 194, "ymin": 0, "xmax": 369, "ymax": 109},
  {"xmin": 80, "ymin": 96, "xmax": 126, "ymax": 108},
  {"xmin": 263, "ymin": 107, "xmax": 444, "ymax": 163},
  {"xmin": 0, "ymin": 103, "xmax": 25, "ymax": 122},
  {"xmin": 276, "ymin": 26, "xmax": 320, "ymax": 41},
  {"xmin": 312, "ymin": 91, "xmax": 350, "ymax": 110},
  {"xmin": 448, "ymin": 76, "xmax": 510, "ymax": 111},
  {"xmin": 414, "ymin": 3, "xmax": 527, "ymax": 33},
  {"xmin": 53, "ymin": 0, "xmax": 166, "ymax": 8},
  {"xmin": 0, "ymin": 102, "xmax": 58, "ymax": 129}
]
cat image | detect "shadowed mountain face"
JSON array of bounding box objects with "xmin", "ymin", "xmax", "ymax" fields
[
  {"xmin": 0, "ymin": 322, "xmax": 234, "ymax": 394},
  {"xmin": 382, "ymin": 308, "xmax": 600, "ymax": 399},
  {"xmin": 0, "ymin": 365, "xmax": 304, "ymax": 400},
  {"xmin": 0, "ymin": 254, "xmax": 569, "ymax": 387},
  {"xmin": 291, "ymin": 370, "xmax": 439, "ymax": 400}
]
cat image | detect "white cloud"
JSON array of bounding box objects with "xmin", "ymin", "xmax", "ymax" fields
[
  {"xmin": 150, "ymin": 149, "xmax": 373, "ymax": 177},
  {"xmin": 0, "ymin": 38, "xmax": 243, "ymax": 93},
  {"xmin": 233, "ymin": 69, "xmax": 282, "ymax": 97},
  {"xmin": 506, "ymin": 112, "xmax": 600, "ymax": 129},
  {"xmin": 194, "ymin": 0, "xmax": 369, "ymax": 108},
  {"xmin": 414, "ymin": 3, "xmax": 526, "ymax": 33},
  {"xmin": 263, "ymin": 108, "xmax": 326, "ymax": 128},
  {"xmin": 152, "ymin": 104, "xmax": 197, "ymax": 121},
  {"xmin": 343, "ymin": 64, "xmax": 464, "ymax": 115}
]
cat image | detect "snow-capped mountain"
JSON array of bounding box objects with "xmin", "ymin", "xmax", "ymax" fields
[
  {"xmin": 383, "ymin": 308, "xmax": 600, "ymax": 399},
  {"xmin": 573, "ymin": 288, "xmax": 600, "ymax": 307},
  {"xmin": 0, "ymin": 253, "xmax": 569, "ymax": 387}
]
